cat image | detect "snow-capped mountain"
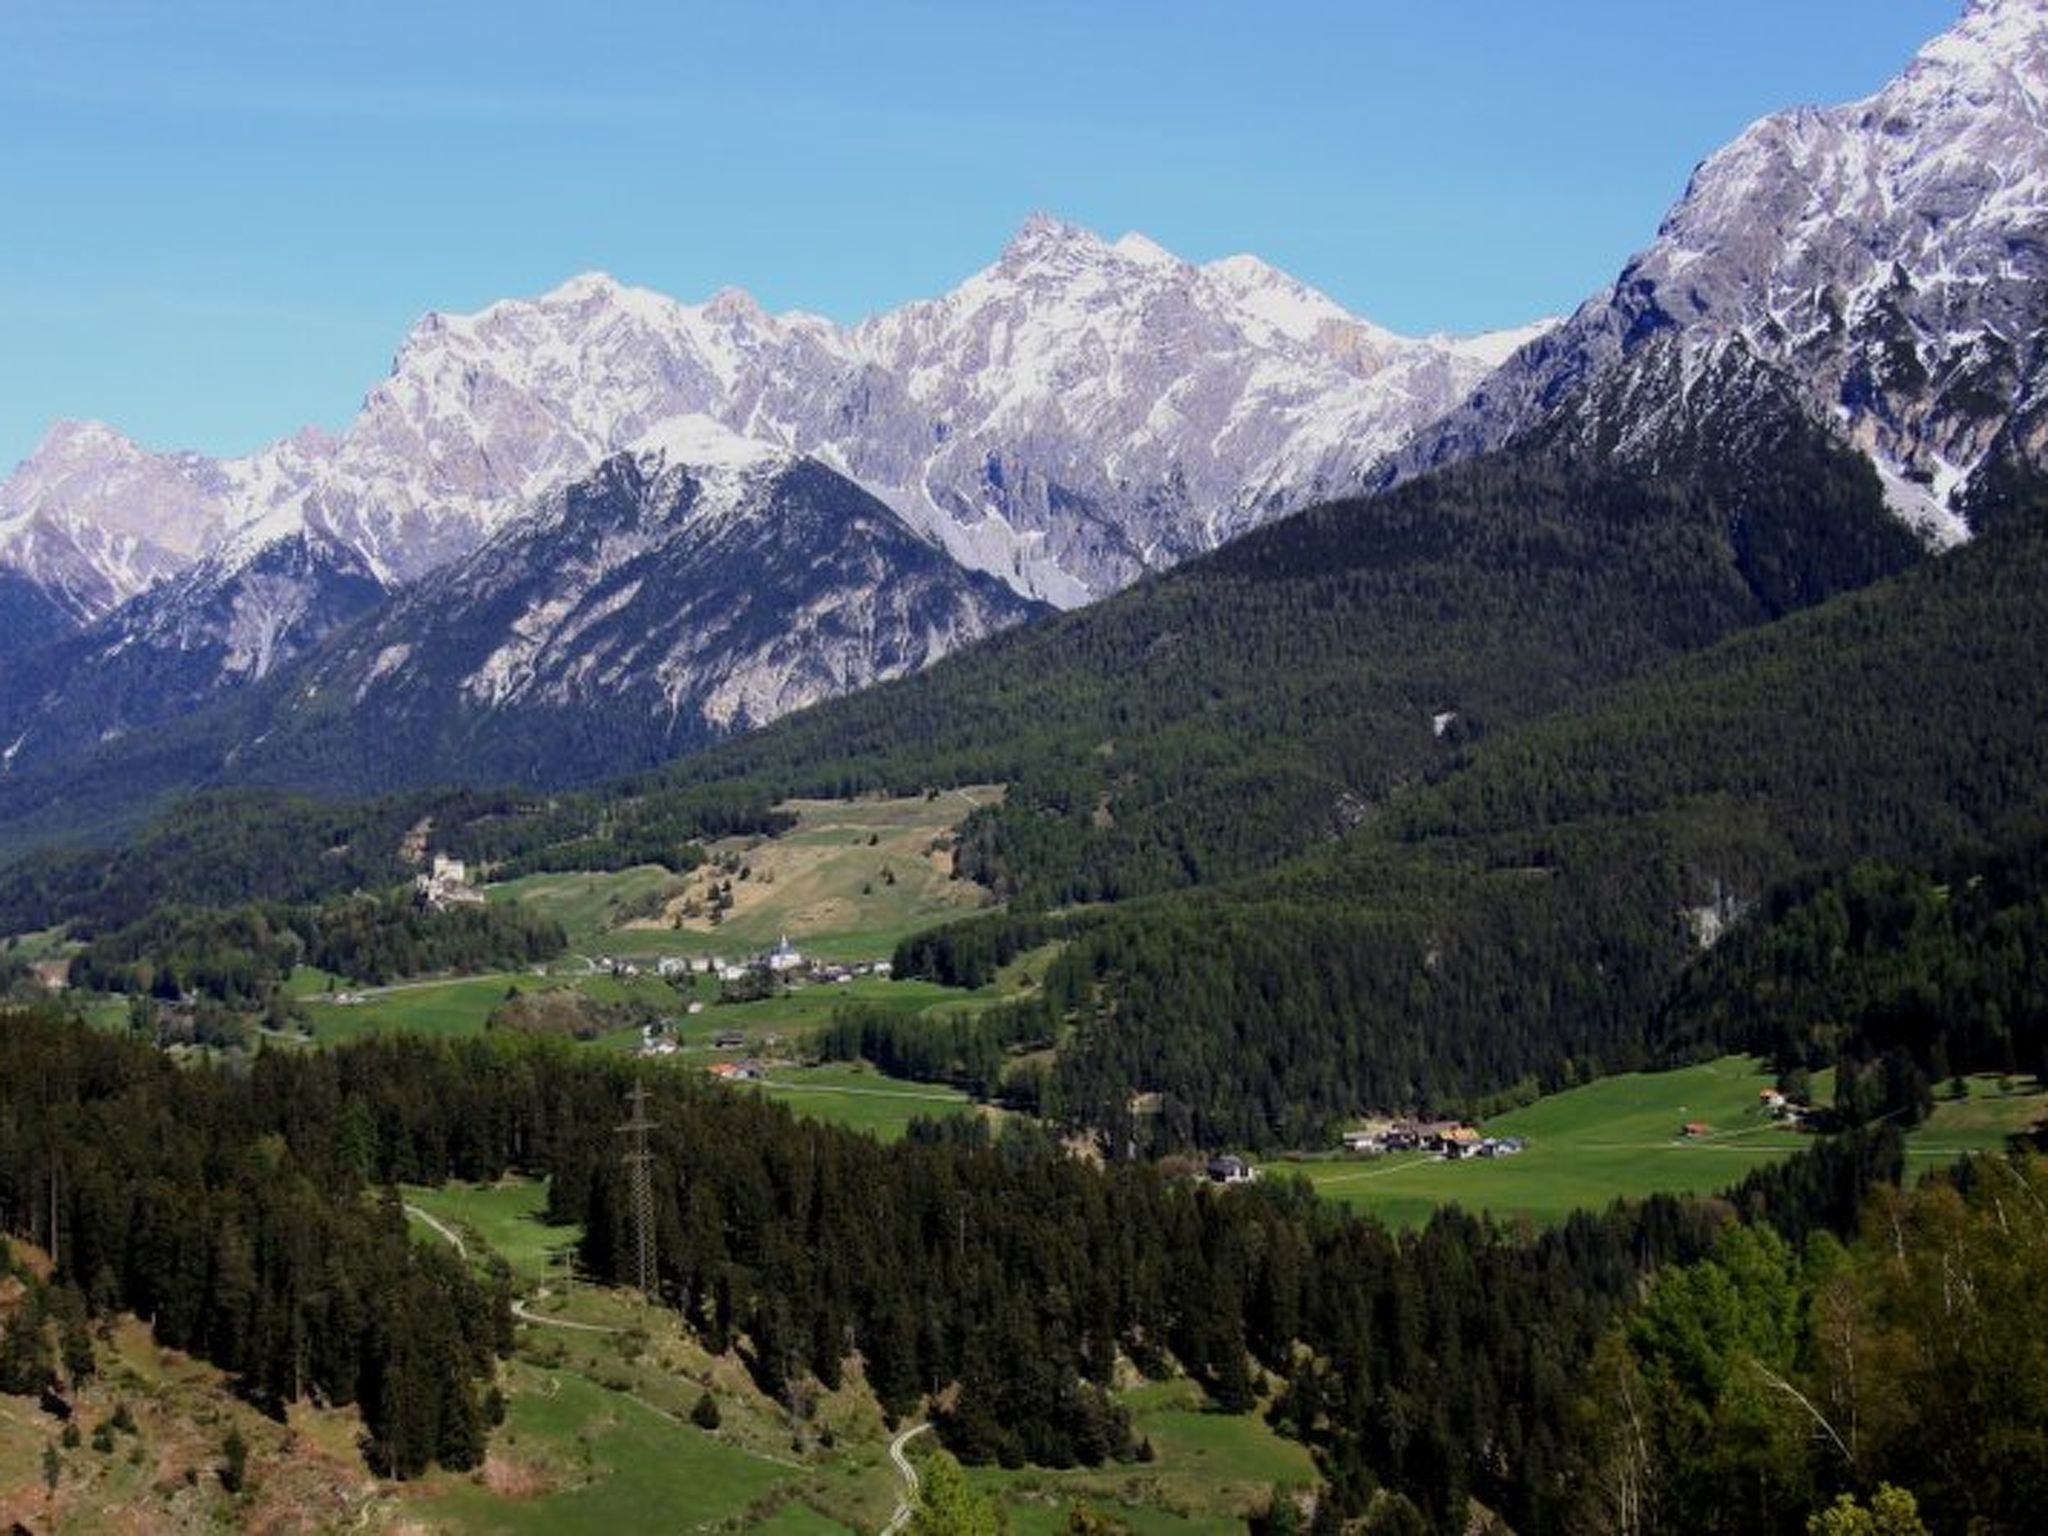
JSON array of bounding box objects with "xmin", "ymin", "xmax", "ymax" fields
[
  {"xmin": 103, "ymin": 421, "xmax": 1041, "ymax": 794},
  {"xmin": 0, "ymin": 420, "xmax": 233, "ymax": 624},
  {"xmin": 0, "ymin": 219, "xmax": 1537, "ymax": 630},
  {"xmin": 0, "ymin": 526, "xmax": 388, "ymax": 781},
  {"xmin": 1402, "ymin": 0, "xmax": 2048, "ymax": 540}
]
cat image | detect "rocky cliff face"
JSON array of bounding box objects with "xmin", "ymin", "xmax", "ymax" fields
[
  {"xmin": 0, "ymin": 219, "xmax": 1535, "ymax": 626},
  {"xmin": 1401, "ymin": 0, "xmax": 2048, "ymax": 542},
  {"xmin": 68, "ymin": 420, "xmax": 1046, "ymax": 793}
]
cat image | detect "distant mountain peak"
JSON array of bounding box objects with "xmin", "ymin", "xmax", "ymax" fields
[{"xmin": 1397, "ymin": 0, "xmax": 2048, "ymax": 542}]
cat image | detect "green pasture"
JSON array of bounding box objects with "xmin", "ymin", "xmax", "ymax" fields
[
  {"xmin": 422, "ymin": 1364, "xmax": 803, "ymax": 1534},
  {"xmin": 494, "ymin": 789, "xmax": 1002, "ymax": 966},
  {"xmin": 967, "ymin": 1377, "xmax": 1313, "ymax": 1534},
  {"xmin": 490, "ymin": 865, "xmax": 686, "ymax": 952},
  {"xmin": 1278, "ymin": 1057, "xmax": 1821, "ymax": 1228},
  {"xmin": 301, "ymin": 972, "xmax": 549, "ymax": 1042},
  {"xmin": 1905, "ymin": 1074, "xmax": 2048, "ymax": 1166},
  {"xmin": 403, "ymin": 1178, "xmax": 567, "ymax": 1287},
  {"xmin": 749, "ymin": 1063, "xmax": 984, "ymax": 1141},
  {"xmin": 1279, "ymin": 1059, "xmax": 2047, "ymax": 1228}
]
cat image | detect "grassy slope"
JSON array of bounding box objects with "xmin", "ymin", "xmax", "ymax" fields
[
  {"xmin": 396, "ymin": 1178, "xmax": 1303, "ymax": 1534},
  {"xmin": 495, "ymin": 789, "xmax": 1001, "ymax": 963},
  {"xmin": 1275, "ymin": 1058, "xmax": 2046, "ymax": 1229},
  {"xmin": 966, "ymin": 1378, "xmax": 1315, "ymax": 1535}
]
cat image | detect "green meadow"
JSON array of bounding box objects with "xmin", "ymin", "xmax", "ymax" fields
[
  {"xmin": 751, "ymin": 1062, "xmax": 984, "ymax": 1142},
  {"xmin": 1278, "ymin": 1058, "xmax": 2046, "ymax": 1228},
  {"xmin": 966, "ymin": 1377, "xmax": 1315, "ymax": 1534}
]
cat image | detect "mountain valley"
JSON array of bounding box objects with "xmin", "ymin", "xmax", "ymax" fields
[{"xmin": 5, "ymin": 3, "xmax": 2048, "ymax": 1533}]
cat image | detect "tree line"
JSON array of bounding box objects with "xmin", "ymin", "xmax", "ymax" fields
[
  {"xmin": 67, "ymin": 890, "xmax": 566, "ymax": 1009},
  {"xmin": 8, "ymin": 999, "xmax": 2036, "ymax": 1528}
]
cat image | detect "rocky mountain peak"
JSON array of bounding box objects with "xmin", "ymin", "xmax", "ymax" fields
[{"xmin": 1399, "ymin": 0, "xmax": 2048, "ymax": 544}]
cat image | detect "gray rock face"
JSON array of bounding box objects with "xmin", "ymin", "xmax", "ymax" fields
[
  {"xmin": 1402, "ymin": 0, "xmax": 2048, "ymax": 541},
  {"xmin": 199, "ymin": 422, "xmax": 1048, "ymax": 790},
  {"xmin": 0, "ymin": 221, "xmax": 1535, "ymax": 626},
  {"xmin": 0, "ymin": 420, "xmax": 231, "ymax": 624}
]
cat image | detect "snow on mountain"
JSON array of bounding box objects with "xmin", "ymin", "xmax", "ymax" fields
[
  {"xmin": 0, "ymin": 420, "xmax": 234, "ymax": 622},
  {"xmin": 1401, "ymin": 0, "xmax": 2048, "ymax": 541},
  {"xmin": 229, "ymin": 442, "xmax": 1045, "ymax": 791},
  {"xmin": 0, "ymin": 220, "xmax": 1539, "ymax": 630}
]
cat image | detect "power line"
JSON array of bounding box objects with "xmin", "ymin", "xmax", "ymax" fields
[{"xmin": 617, "ymin": 1081, "xmax": 658, "ymax": 1297}]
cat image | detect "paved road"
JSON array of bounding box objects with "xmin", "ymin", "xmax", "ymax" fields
[{"xmin": 881, "ymin": 1421, "xmax": 932, "ymax": 1535}]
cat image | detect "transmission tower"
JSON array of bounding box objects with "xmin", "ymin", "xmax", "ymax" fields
[{"xmin": 617, "ymin": 1082, "xmax": 658, "ymax": 1297}]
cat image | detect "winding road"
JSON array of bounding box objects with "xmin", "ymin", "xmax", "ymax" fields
[{"xmin": 881, "ymin": 1421, "xmax": 932, "ymax": 1535}]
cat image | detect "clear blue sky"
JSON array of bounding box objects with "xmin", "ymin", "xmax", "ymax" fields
[{"xmin": 0, "ymin": 0, "xmax": 1960, "ymax": 473}]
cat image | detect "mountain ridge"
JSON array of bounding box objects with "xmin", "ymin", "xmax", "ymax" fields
[
  {"xmin": 1395, "ymin": 0, "xmax": 2048, "ymax": 538},
  {"xmin": 0, "ymin": 219, "xmax": 1542, "ymax": 625}
]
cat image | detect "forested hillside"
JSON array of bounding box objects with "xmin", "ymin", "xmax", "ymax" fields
[
  {"xmin": 880, "ymin": 510, "xmax": 2048, "ymax": 1147},
  {"xmin": 0, "ymin": 413, "xmax": 1916, "ymax": 902},
  {"xmin": 13, "ymin": 1002, "xmax": 2012, "ymax": 1533}
]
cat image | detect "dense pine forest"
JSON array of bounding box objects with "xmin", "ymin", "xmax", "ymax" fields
[{"xmin": 6, "ymin": 1002, "xmax": 2038, "ymax": 1531}]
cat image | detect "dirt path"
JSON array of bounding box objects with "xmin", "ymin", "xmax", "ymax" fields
[
  {"xmin": 881, "ymin": 1421, "xmax": 932, "ymax": 1535},
  {"xmin": 402, "ymin": 1203, "xmax": 468, "ymax": 1260}
]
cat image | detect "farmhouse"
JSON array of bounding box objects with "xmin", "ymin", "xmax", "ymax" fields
[
  {"xmin": 1207, "ymin": 1155, "xmax": 1256, "ymax": 1185},
  {"xmin": 1438, "ymin": 1125, "xmax": 1484, "ymax": 1159}
]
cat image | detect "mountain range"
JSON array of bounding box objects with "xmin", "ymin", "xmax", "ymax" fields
[
  {"xmin": 0, "ymin": 220, "xmax": 1542, "ymax": 791},
  {"xmin": 0, "ymin": 0, "xmax": 2044, "ymax": 844}
]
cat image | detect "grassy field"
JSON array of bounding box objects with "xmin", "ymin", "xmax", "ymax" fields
[
  {"xmin": 1905, "ymin": 1074, "xmax": 2048, "ymax": 1166},
  {"xmin": 416, "ymin": 1363, "xmax": 808, "ymax": 1534},
  {"xmin": 498, "ymin": 788, "xmax": 1004, "ymax": 965},
  {"xmin": 301, "ymin": 971, "xmax": 551, "ymax": 1042},
  {"xmin": 751, "ymin": 1062, "xmax": 985, "ymax": 1142},
  {"xmin": 490, "ymin": 865, "xmax": 689, "ymax": 953},
  {"xmin": 395, "ymin": 1186, "xmax": 900, "ymax": 1535},
  {"xmin": 1277, "ymin": 1059, "xmax": 2048, "ymax": 1229},
  {"xmin": 403, "ymin": 1178, "xmax": 569, "ymax": 1287},
  {"xmin": 965, "ymin": 1377, "xmax": 1315, "ymax": 1534},
  {"xmin": 1277, "ymin": 1057, "xmax": 1819, "ymax": 1228}
]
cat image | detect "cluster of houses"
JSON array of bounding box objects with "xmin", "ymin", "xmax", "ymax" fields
[
  {"xmin": 1342, "ymin": 1120, "xmax": 1527, "ymax": 1160},
  {"xmin": 640, "ymin": 937, "xmax": 894, "ymax": 986}
]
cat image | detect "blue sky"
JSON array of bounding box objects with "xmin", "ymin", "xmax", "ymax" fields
[{"xmin": 0, "ymin": 0, "xmax": 1959, "ymax": 473}]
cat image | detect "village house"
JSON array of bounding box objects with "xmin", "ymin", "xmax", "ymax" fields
[
  {"xmin": 1342, "ymin": 1118, "xmax": 1506, "ymax": 1159},
  {"xmin": 1438, "ymin": 1125, "xmax": 1484, "ymax": 1160},
  {"xmin": 1206, "ymin": 1155, "xmax": 1256, "ymax": 1185},
  {"xmin": 27, "ymin": 958, "xmax": 70, "ymax": 993}
]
